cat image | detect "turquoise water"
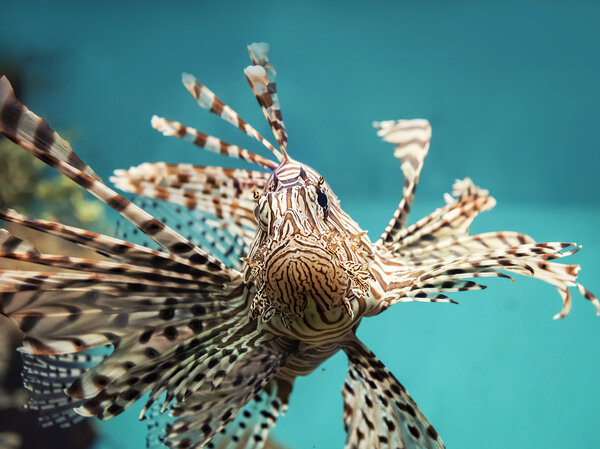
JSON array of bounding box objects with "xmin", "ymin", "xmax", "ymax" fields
[{"xmin": 2, "ymin": 1, "xmax": 599, "ymax": 448}]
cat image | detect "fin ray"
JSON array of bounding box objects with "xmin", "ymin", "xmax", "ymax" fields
[
  {"xmin": 245, "ymin": 43, "xmax": 288, "ymax": 157},
  {"xmin": 181, "ymin": 72, "xmax": 283, "ymax": 162},
  {"xmin": 375, "ymin": 119, "xmax": 432, "ymax": 245},
  {"xmin": 342, "ymin": 338, "xmax": 444, "ymax": 449}
]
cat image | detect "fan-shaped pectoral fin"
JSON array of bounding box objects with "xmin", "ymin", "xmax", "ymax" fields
[{"xmin": 341, "ymin": 338, "xmax": 445, "ymax": 449}]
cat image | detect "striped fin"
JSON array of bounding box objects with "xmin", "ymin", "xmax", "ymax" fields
[
  {"xmin": 0, "ymin": 76, "xmax": 232, "ymax": 275},
  {"xmin": 21, "ymin": 348, "xmax": 111, "ymax": 428},
  {"xmin": 199, "ymin": 378, "xmax": 293, "ymax": 449},
  {"xmin": 114, "ymin": 177, "xmax": 256, "ymax": 225},
  {"xmin": 0, "ymin": 243, "xmax": 219, "ymax": 287},
  {"xmin": 381, "ymin": 178, "xmax": 496, "ymax": 254},
  {"xmin": 1, "ymin": 251, "xmax": 253, "ymax": 419},
  {"xmin": 112, "ymin": 197, "xmax": 250, "ymax": 270},
  {"xmin": 151, "ymin": 116, "xmax": 278, "ymax": 170},
  {"xmin": 0, "ymin": 70, "xmax": 266, "ymax": 426},
  {"xmin": 400, "ymin": 231, "xmax": 536, "ymax": 266},
  {"xmin": 0, "ymin": 222, "xmax": 222, "ymax": 285},
  {"xmin": 375, "ymin": 119, "xmax": 432, "ymax": 245},
  {"xmin": 382, "ymin": 242, "xmax": 599, "ymax": 319},
  {"xmin": 0, "ymin": 205, "xmax": 219, "ymax": 278},
  {"xmin": 111, "ymin": 162, "xmax": 266, "ymax": 226},
  {"xmin": 111, "ymin": 162, "xmax": 269, "ymax": 196},
  {"xmin": 110, "ymin": 163, "xmax": 268, "ymax": 265},
  {"xmin": 115, "ymin": 181, "xmax": 256, "ymax": 234},
  {"xmin": 158, "ymin": 338, "xmax": 295, "ymax": 449},
  {"xmin": 377, "ymin": 176, "xmax": 597, "ymax": 318},
  {"xmin": 342, "ymin": 338, "xmax": 444, "ymax": 449},
  {"xmin": 181, "ymin": 72, "xmax": 283, "ymax": 162},
  {"xmin": 245, "ymin": 43, "xmax": 288, "ymax": 157},
  {"xmin": 0, "ymin": 76, "xmax": 99, "ymax": 182},
  {"xmin": 0, "ymin": 228, "xmax": 39, "ymax": 256}
]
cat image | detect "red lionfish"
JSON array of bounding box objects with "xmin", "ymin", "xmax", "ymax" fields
[{"xmin": 0, "ymin": 43, "xmax": 597, "ymax": 449}]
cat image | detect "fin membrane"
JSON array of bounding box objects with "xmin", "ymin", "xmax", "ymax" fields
[
  {"xmin": 375, "ymin": 119, "xmax": 432, "ymax": 245},
  {"xmin": 20, "ymin": 348, "xmax": 111, "ymax": 428},
  {"xmin": 342, "ymin": 339, "xmax": 444, "ymax": 449},
  {"xmin": 146, "ymin": 377, "xmax": 293, "ymax": 449}
]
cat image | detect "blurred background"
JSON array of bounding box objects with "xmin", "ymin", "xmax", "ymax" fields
[{"xmin": 0, "ymin": 0, "xmax": 598, "ymax": 448}]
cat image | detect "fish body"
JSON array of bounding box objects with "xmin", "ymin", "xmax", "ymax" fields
[{"xmin": 0, "ymin": 42, "xmax": 597, "ymax": 449}]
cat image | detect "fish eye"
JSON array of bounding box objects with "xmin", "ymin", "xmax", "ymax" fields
[{"xmin": 317, "ymin": 189, "xmax": 328, "ymax": 209}]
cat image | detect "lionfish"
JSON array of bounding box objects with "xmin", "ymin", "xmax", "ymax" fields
[{"xmin": 0, "ymin": 43, "xmax": 596, "ymax": 449}]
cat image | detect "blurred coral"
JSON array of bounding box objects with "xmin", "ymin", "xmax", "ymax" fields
[{"xmin": 0, "ymin": 137, "xmax": 104, "ymax": 228}]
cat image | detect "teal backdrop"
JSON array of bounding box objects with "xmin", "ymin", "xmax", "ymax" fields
[{"xmin": 2, "ymin": 1, "xmax": 599, "ymax": 448}]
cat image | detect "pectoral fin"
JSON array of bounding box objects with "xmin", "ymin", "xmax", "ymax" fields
[{"xmin": 342, "ymin": 338, "xmax": 444, "ymax": 449}]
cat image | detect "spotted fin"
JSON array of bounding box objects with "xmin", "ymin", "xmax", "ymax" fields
[
  {"xmin": 20, "ymin": 349, "xmax": 111, "ymax": 428},
  {"xmin": 375, "ymin": 119, "xmax": 432, "ymax": 246},
  {"xmin": 152, "ymin": 338, "xmax": 295, "ymax": 449},
  {"xmin": 112, "ymin": 195, "xmax": 250, "ymax": 270},
  {"xmin": 146, "ymin": 377, "xmax": 293, "ymax": 449},
  {"xmin": 111, "ymin": 163, "xmax": 266, "ymax": 247},
  {"xmin": 342, "ymin": 338, "xmax": 444, "ymax": 449},
  {"xmin": 0, "ymin": 76, "xmax": 262, "ymax": 428}
]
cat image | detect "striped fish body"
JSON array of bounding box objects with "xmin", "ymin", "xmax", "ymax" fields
[{"xmin": 0, "ymin": 41, "xmax": 596, "ymax": 449}]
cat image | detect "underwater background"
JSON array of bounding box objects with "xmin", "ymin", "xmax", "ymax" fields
[{"xmin": 1, "ymin": 1, "xmax": 598, "ymax": 448}]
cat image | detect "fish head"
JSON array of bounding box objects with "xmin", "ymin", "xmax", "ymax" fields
[
  {"xmin": 255, "ymin": 159, "xmax": 331, "ymax": 241},
  {"xmin": 245, "ymin": 159, "xmax": 373, "ymax": 325}
]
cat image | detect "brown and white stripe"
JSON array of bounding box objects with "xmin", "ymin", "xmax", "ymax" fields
[
  {"xmin": 0, "ymin": 229, "xmax": 222, "ymax": 286},
  {"xmin": 181, "ymin": 72, "xmax": 283, "ymax": 161},
  {"xmin": 0, "ymin": 75, "xmax": 291, "ymax": 431},
  {"xmin": 383, "ymin": 178, "xmax": 496, "ymax": 254},
  {"xmin": 374, "ymin": 119, "xmax": 432, "ymax": 247},
  {"xmin": 0, "ymin": 79, "xmax": 236, "ymax": 274},
  {"xmin": 0, "ymin": 205, "xmax": 221, "ymax": 279},
  {"xmin": 0, "ymin": 228, "xmax": 40, "ymax": 257},
  {"xmin": 151, "ymin": 115, "xmax": 278, "ymax": 170},
  {"xmin": 111, "ymin": 162, "xmax": 262, "ymax": 252},
  {"xmin": 246, "ymin": 43, "xmax": 288, "ymax": 157},
  {"xmin": 244, "ymin": 65, "xmax": 288, "ymax": 157},
  {"xmin": 246, "ymin": 42, "xmax": 288, "ymax": 158},
  {"xmin": 342, "ymin": 338, "xmax": 445, "ymax": 449},
  {"xmin": 111, "ymin": 162, "xmax": 269, "ymax": 196},
  {"xmin": 0, "ymin": 76, "xmax": 100, "ymax": 182},
  {"xmin": 375, "ymin": 233, "xmax": 599, "ymax": 318}
]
